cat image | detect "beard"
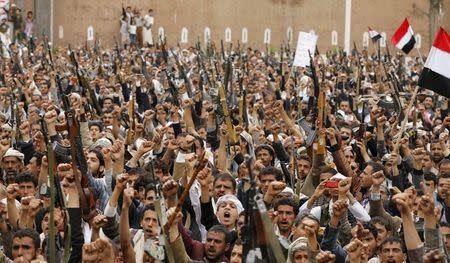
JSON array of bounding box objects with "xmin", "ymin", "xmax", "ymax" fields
[{"xmin": 432, "ymin": 155, "xmax": 444, "ymax": 163}]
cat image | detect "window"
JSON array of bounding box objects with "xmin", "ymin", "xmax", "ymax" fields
[
  {"xmin": 264, "ymin": 28, "xmax": 271, "ymax": 44},
  {"xmin": 58, "ymin": 25, "xmax": 64, "ymax": 39},
  {"xmin": 415, "ymin": 34, "xmax": 421, "ymax": 49},
  {"xmin": 181, "ymin": 27, "xmax": 188, "ymax": 43},
  {"xmin": 225, "ymin": 27, "xmax": 232, "ymax": 43},
  {"xmin": 363, "ymin": 32, "xmax": 369, "ymax": 48},
  {"xmin": 158, "ymin": 27, "xmax": 165, "ymax": 41},
  {"xmin": 87, "ymin": 26, "xmax": 94, "ymax": 41},
  {"xmin": 380, "ymin": 32, "xmax": 387, "ymax": 47},
  {"xmin": 287, "ymin": 27, "xmax": 293, "ymax": 44},
  {"xmin": 241, "ymin": 28, "xmax": 248, "ymax": 43},
  {"xmin": 204, "ymin": 27, "xmax": 211, "ymax": 43},
  {"xmin": 331, "ymin": 30, "xmax": 338, "ymax": 46}
]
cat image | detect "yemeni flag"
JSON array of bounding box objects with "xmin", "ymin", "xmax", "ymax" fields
[
  {"xmin": 368, "ymin": 27, "xmax": 381, "ymax": 43},
  {"xmin": 418, "ymin": 27, "xmax": 450, "ymax": 99},
  {"xmin": 391, "ymin": 18, "xmax": 416, "ymax": 54}
]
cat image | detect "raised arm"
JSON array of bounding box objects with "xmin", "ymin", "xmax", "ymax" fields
[
  {"xmin": 119, "ymin": 186, "xmax": 136, "ymax": 263},
  {"xmin": 393, "ymin": 191, "xmax": 423, "ymax": 262}
]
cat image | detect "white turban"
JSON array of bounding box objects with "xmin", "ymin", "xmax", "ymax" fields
[{"xmin": 216, "ymin": 194, "xmax": 244, "ymax": 215}]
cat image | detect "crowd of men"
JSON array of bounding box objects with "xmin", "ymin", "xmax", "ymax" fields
[{"xmin": 0, "ymin": 9, "xmax": 448, "ymax": 263}]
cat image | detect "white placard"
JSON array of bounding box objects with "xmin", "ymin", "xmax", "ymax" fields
[{"xmin": 293, "ymin": 31, "xmax": 318, "ymax": 67}]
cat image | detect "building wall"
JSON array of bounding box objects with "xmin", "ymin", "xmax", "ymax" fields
[{"xmin": 31, "ymin": 0, "xmax": 450, "ymax": 54}]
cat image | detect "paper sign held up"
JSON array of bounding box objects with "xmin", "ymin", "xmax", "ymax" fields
[{"xmin": 293, "ymin": 31, "xmax": 318, "ymax": 67}]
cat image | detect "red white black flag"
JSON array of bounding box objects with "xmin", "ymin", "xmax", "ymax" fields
[
  {"xmin": 368, "ymin": 27, "xmax": 381, "ymax": 43},
  {"xmin": 391, "ymin": 18, "xmax": 416, "ymax": 54},
  {"xmin": 418, "ymin": 27, "xmax": 450, "ymax": 99}
]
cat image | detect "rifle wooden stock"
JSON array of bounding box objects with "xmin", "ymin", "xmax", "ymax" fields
[
  {"xmin": 316, "ymin": 90, "xmax": 326, "ymax": 155},
  {"xmin": 167, "ymin": 154, "xmax": 207, "ymax": 227},
  {"xmin": 218, "ymin": 83, "xmax": 237, "ymax": 145}
]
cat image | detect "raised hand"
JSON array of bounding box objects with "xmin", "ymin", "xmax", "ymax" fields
[
  {"xmin": 44, "ymin": 106, "xmax": 58, "ymax": 124},
  {"xmin": 311, "ymin": 180, "xmax": 327, "ymax": 199},
  {"xmin": 110, "ymin": 139, "xmax": 125, "ymax": 161},
  {"xmin": 28, "ymin": 198, "xmax": 43, "ymax": 218},
  {"xmin": 376, "ymin": 115, "xmax": 387, "ymax": 127},
  {"xmin": 162, "ymin": 178, "xmax": 179, "ymax": 199},
  {"xmin": 266, "ymin": 181, "xmax": 286, "ymax": 198},
  {"xmin": 332, "ymin": 199, "xmax": 348, "ymax": 219},
  {"xmin": 166, "ymin": 207, "xmax": 183, "ymax": 228},
  {"xmin": 392, "ymin": 192, "xmax": 413, "ymax": 215},
  {"xmin": 423, "ymin": 249, "xmax": 446, "ymax": 263},
  {"xmin": 90, "ymin": 214, "xmax": 108, "ymax": 230},
  {"xmin": 197, "ymin": 166, "xmax": 212, "ymax": 189},
  {"xmin": 371, "ymin": 170, "xmax": 385, "ymax": 187},
  {"xmin": 6, "ymin": 183, "xmax": 19, "ymax": 200},
  {"xmin": 419, "ymin": 194, "xmax": 435, "ymax": 217},
  {"xmin": 346, "ymin": 238, "xmax": 368, "ymax": 263},
  {"xmin": 114, "ymin": 173, "xmax": 130, "ymax": 192},
  {"xmin": 136, "ymin": 140, "xmax": 154, "ymax": 157},
  {"xmin": 315, "ymin": 251, "xmax": 336, "ymax": 263},
  {"xmin": 338, "ymin": 178, "xmax": 352, "ymax": 196},
  {"xmin": 123, "ymin": 186, "xmax": 135, "ymax": 207},
  {"xmin": 82, "ymin": 238, "xmax": 114, "ymax": 263}
]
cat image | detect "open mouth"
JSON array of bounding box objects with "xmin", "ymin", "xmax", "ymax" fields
[
  {"xmin": 224, "ymin": 212, "xmax": 231, "ymax": 219},
  {"xmin": 207, "ymin": 249, "xmax": 216, "ymax": 256}
]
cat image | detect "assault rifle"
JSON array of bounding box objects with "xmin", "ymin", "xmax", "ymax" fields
[
  {"xmin": 171, "ymin": 47, "xmax": 192, "ymax": 97},
  {"xmin": 42, "ymin": 33, "xmax": 54, "ymax": 71},
  {"xmin": 195, "ymin": 39, "xmax": 212, "ymax": 90},
  {"xmin": 159, "ymin": 38, "xmax": 179, "ymax": 106},
  {"xmin": 309, "ymin": 50, "xmax": 320, "ymax": 127},
  {"xmin": 220, "ymin": 39, "xmax": 226, "ymax": 69},
  {"xmin": 55, "ymin": 74, "xmax": 97, "ymax": 222},
  {"xmin": 68, "ymin": 47, "xmax": 102, "ymax": 116},
  {"xmin": 139, "ymin": 50, "xmax": 152, "ymax": 90},
  {"xmin": 114, "ymin": 37, "xmax": 123, "ymax": 65},
  {"xmin": 242, "ymin": 156, "xmax": 286, "ymax": 263},
  {"xmin": 41, "ymin": 118, "xmax": 72, "ymax": 263},
  {"xmin": 150, "ymin": 158, "xmax": 173, "ymax": 262}
]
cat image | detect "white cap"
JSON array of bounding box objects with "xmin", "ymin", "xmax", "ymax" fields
[
  {"xmin": 330, "ymin": 172, "xmax": 346, "ymax": 181},
  {"xmin": 2, "ymin": 148, "xmax": 24, "ymax": 162}
]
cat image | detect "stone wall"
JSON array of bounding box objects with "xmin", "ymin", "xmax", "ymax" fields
[{"xmin": 20, "ymin": 0, "xmax": 450, "ymax": 54}]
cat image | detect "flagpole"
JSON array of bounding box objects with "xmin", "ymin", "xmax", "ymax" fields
[{"xmin": 416, "ymin": 47, "xmax": 425, "ymax": 65}]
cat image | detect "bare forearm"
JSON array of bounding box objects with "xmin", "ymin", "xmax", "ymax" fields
[
  {"xmin": 169, "ymin": 224, "xmax": 180, "ymax": 243},
  {"xmin": 113, "ymin": 159, "xmax": 125, "ymax": 176},
  {"xmin": 161, "ymin": 149, "xmax": 174, "ymax": 167},
  {"xmin": 217, "ymin": 140, "xmax": 227, "ymax": 171},
  {"xmin": 119, "ymin": 206, "xmax": 132, "ymax": 255},
  {"xmin": 91, "ymin": 228, "xmax": 100, "ymax": 242},
  {"xmin": 401, "ymin": 212, "xmax": 422, "ymax": 249},
  {"xmin": 38, "ymin": 169, "xmax": 48, "ymax": 189},
  {"xmin": 281, "ymin": 111, "xmax": 302, "ymax": 138},
  {"xmin": 7, "ymin": 199, "xmax": 19, "ymax": 228},
  {"xmin": 109, "ymin": 188, "xmax": 121, "ymax": 208},
  {"xmin": 200, "ymin": 186, "xmax": 209, "ymax": 203}
]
